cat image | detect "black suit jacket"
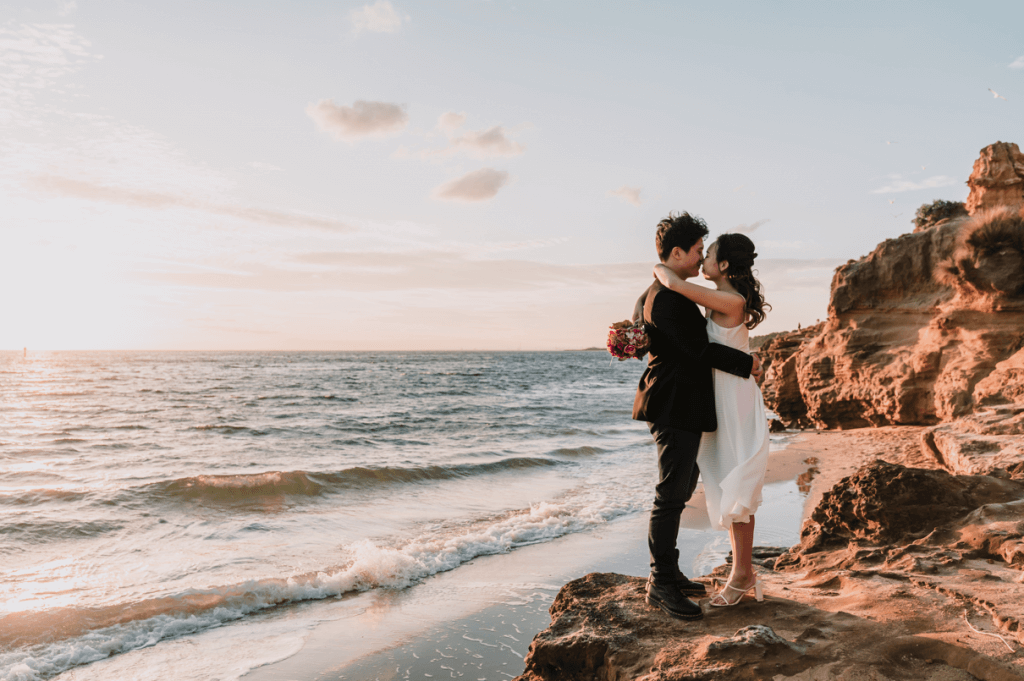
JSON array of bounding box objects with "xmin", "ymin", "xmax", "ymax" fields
[{"xmin": 632, "ymin": 281, "xmax": 753, "ymax": 432}]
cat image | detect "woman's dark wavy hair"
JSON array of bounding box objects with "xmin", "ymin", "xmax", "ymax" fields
[{"xmin": 714, "ymin": 233, "xmax": 770, "ymax": 329}]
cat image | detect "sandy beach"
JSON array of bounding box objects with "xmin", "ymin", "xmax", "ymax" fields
[{"xmin": 204, "ymin": 434, "xmax": 820, "ymax": 681}]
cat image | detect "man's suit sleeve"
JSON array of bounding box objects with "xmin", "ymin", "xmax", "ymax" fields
[{"xmin": 652, "ymin": 291, "xmax": 753, "ymax": 378}]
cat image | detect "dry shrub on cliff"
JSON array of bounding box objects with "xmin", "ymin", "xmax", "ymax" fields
[
  {"xmin": 913, "ymin": 198, "xmax": 967, "ymax": 231},
  {"xmin": 935, "ymin": 204, "xmax": 1024, "ymax": 296}
]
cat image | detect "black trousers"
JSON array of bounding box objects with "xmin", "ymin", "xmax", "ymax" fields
[{"xmin": 647, "ymin": 423, "xmax": 702, "ymax": 578}]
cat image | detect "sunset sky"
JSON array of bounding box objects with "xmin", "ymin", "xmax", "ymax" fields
[{"xmin": 1, "ymin": 1, "xmax": 1021, "ymax": 350}]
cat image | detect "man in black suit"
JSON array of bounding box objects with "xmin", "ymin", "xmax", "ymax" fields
[{"xmin": 632, "ymin": 212, "xmax": 760, "ymax": 621}]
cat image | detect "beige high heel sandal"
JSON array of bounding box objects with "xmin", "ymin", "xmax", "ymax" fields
[{"xmin": 709, "ymin": 579, "xmax": 764, "ymax": 607}]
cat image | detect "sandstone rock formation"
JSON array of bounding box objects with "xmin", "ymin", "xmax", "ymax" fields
[
  {"xmin": 761, "ymin": 143, "xmax": 1024, "ymax": 431},
  {"xmin": 517, "ymin": 458, "xmax": 1024, "ymax": 681},
  {"xmin": 786, "ymin": 458, "xmax": 1024, "ymax": 556},
  {"xmin": 514, "ymin": 572, "xmax": 1024, "ymax": 681},
  {"xmin": 967, "ymin": 141, "xmax": 1024, "ymax": 215},
  {"xmin": 922, "ymin": 403, "xmax": 1024, "ymax": 476}
]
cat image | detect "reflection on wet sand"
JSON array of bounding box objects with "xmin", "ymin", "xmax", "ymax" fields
[{"xmin": 797, "ymin": 456, "xmax": 820, "ymax": 494}]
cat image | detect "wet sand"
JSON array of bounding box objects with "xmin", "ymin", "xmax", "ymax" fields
[{"xmin": 239, "ymin": 435, "xmax": 820, "ymax": 681}]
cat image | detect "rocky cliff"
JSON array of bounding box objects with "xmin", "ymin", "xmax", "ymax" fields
[{"xmin": 762, "ymin": 142, "xmax": 1024, "ymax": 435}]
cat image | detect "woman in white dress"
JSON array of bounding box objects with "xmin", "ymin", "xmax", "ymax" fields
[{"xmin": 653, "ymin": 233, "xmax": 771, "ymax": 607}]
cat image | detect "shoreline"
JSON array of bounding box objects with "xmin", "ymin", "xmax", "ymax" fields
[
  {"xmin": 50, "ymin": 431, "xmax": 827, "ymax": 681},
  {"xmin": 234, "ymin": 433, "xmax": 821, "ymax": 681}
]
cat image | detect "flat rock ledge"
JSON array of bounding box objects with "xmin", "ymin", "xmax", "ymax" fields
[{"xmin": 516, "ymin": 461, "xmax": 1024, "ymax": 681}]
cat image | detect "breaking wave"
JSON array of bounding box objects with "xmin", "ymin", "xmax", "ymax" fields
[
  {"xmin": 0, "ymin": 486, "xmax": 644, "ymax": 681},
  {"xmin": 146, "ymin": 457, "xmax": 565, "ymax": 502}
]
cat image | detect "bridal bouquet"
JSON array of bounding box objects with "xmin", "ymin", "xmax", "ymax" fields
[{"xmin": 607, "ymin": 320, "xmax": 650, "ymax": 361}]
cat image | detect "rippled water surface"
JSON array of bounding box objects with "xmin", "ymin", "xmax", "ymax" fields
[
  {"xmin": 1, "ymin": 351, "xmax": 671, "ymax": 680},
  {"xmin": 0, "ymin": 351, "xmax": 805, "ymax": 681}
]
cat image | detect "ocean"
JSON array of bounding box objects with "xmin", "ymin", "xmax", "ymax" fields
[{"xmin": 0, "ymin": 351, "xmax": 804, "ymax": 681}]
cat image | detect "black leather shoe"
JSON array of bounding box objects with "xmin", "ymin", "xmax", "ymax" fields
[
  {"xmin": 648, "ymin": 569, "xmax": 707, "ymax": 597},
  {"xmin": 646, "ymin": 580, "xmax": 704, "ymax": 621}
]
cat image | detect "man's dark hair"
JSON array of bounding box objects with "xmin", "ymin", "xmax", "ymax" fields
[{"xmin": 655, "ymin": 212, "xmax": 709, "ymax": 262}]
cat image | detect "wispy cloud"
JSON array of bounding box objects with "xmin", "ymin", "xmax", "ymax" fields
[
  {"xmin": 732, "ymin": 218, "xmax": 769, "ymax": 234},
  {"xmin": 306, "ymin": 100, "xmax": 408, "ymax": 142},
  {"xmin": 28, "ymin": 175, "xmax": 355, "ymax": 231},
  {"xmin": 250, "ymin": 162, "xmax": 282, "ymax": 173},
  {"xmin": 447, "ymin": 125, "xmax": 524, "ymax": 157},
  {"xmin": 474, "ymin": 237, "xmax": 571, "ymax": 255},
  {"xmin": 1009, "ymin": 55, "xmax": 1024, "ymax": 69},
  {"xmin": 0, "ymin": 23, "xmax": 96, "ymax": 110},
  {"xmin": 351, "ymin": 1, "xmax": 408, "ymax": 34},
  {"xmin": 870, "ymin": 175, "xmax": 957, "ymax": 194},
  {"xmin": 134, "ymin": 251, "xmax": 843, "ymax": 300},
  {"xmin": 0, "ymin": 22, "xmax": 235, "ymax": 208},
  {"xmin": 438, "ymin": 111, "xmax": 467, "ymax": 133},
  {"xmin": 398, "ymin": 113, "xmax": 525, "ymax": 159},
  {"xmin": 608, "ymin": 185, "xmax": 642, "ymax": 206},
  {"xmin": 139, "ymin": 251, "xmax": 648, "ymax": 293},
  {"xmin": 115, "ymin": 244, "xmax": 842, "ymax": 348},
  {"xmin": 754, "ymin": 258, "xmax": 845, "ymax": 291},
  {"xmin": 432, "ymin": 168, "xmax": 510, "ymax": 202}
]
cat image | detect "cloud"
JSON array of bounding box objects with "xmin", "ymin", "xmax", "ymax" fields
[
  {"xmin": 125, "ymin": 253, "xmax": 841, "ymax": 348},
  {"xmin": 474, "ymin": 237, "xmax": 571, "ymax": 255},
  {"xmin": 449, "ymin": 126, "xmax": 524, "ymax": 157},
  {"xmin": 402, "ymin": 113, "xmax": 524, "ymax": 159},
  {"xmin": 432, "ymin": 168, "xmax": 510, "ymax": 202},
  {"xmin": 351, "ymin": 1, "xmax": 407, "ymax": 34},
  {"xmin": 28, "ymin": 175, "xmax": 354, "ymax": 231},
  {"xmin": 306, "ymin": 100, "xmax": 408, "ymax": 142},
  {"xmin": 870, "ymin": 175, "xmax": 957, "ymax": 194},
  {"xmin": 732, "ymin": 218, "xmax": 769, "ymax": 234},
  {"xmin": 0, "ymin": 23, "xmax": 95, "ymax": 110},
  {"xmin": 250, "ymin": 162, "xmax": 282, "ymax": 173},
  {"xmin": 608, "ymin": 185, "xmax": 642, "ymax": 206},
  {"xmin": 1009, "ymin": 55, "xmax": 1024, "ymax": 69},
  {"xmin": 138, "ymin": 251, "xmax": 648, "ymax": 293},
  {"xmin": 134, "ymin": 251, "xmax": 843, "ymax": 299},
  {"xmin": 438, "ymin": 111, "xmax": 466, "ymax": 133}
]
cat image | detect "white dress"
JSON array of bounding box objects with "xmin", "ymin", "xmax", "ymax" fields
[{"xmin": 697, "ymin": 317, "xmax": 771, "ymax": 530}]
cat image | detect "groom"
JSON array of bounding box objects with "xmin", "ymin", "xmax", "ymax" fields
[{"xmin": 632, "ymin": 212, "xmax": 760, "ymax": 621}]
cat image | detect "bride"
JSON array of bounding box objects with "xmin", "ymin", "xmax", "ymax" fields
[{"xmin": 652, "ymin": 232, "xmax": 772, "ymax": 607}]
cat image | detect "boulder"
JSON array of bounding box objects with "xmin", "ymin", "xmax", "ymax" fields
[
  {"xmin": 922, "ymin": 403, "xmax": 1024, "ymax": 476},
  {"xmin": 793, "ymin": 459, "xmax": 1024, "ymax": 553}
]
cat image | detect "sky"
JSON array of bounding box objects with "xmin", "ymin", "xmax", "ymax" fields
[{"xmin": 1, "ymin": 1, "xmax": 1021, "ymax": 351}]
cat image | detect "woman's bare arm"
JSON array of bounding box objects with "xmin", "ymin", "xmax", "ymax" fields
[{"xmin": 653, "ymin": 264, "xmax": 745, "ymax": 317}]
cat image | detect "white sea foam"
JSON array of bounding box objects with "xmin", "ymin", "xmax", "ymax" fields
[
  {"xmin": 0, "ymin": 475, "xmax": 649, "ymax": 681},
  {"xmin": 33, "ymin": 609, "xmax": 313, "ymax": 681},
  {"xmin": 1, "ymin": 352, "xmax": 679, "ymax": 680}
]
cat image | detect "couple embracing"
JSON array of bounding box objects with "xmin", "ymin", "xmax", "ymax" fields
[{"xmin": 631, "ymin": 211, "xmax": 771, "ymax": 621}]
